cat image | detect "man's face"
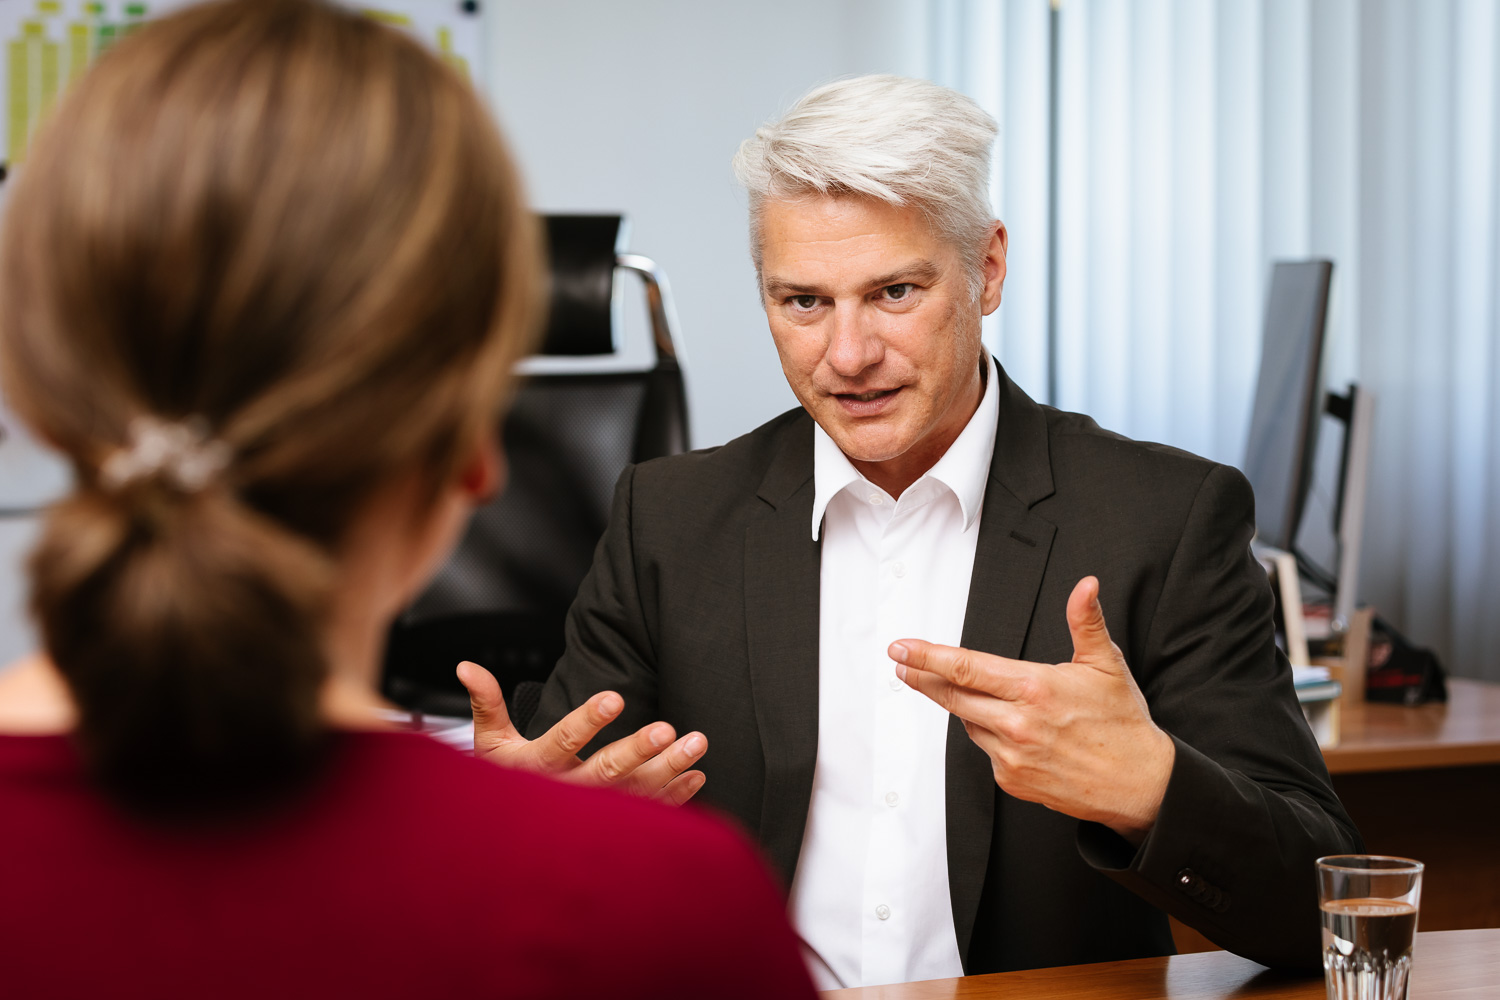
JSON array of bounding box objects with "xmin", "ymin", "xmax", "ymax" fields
[{"xmin": 758, "ymin": 194, "xmax": 1006, "ymax": 493}]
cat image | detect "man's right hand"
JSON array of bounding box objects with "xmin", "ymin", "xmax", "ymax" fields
[{"xmin": 456, "ymin": 661, "xmax": 708, "ymax": 806}]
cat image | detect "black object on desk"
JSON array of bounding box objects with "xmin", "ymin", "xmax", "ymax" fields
[{"xmin": 1365, "ymin": 616, "xmax": 1448, "ymax": 705}]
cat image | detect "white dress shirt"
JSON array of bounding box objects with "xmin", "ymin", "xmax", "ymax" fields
[{"xmin": 788, "ymin": 354, "xmax": 1000, "ymax": 989}]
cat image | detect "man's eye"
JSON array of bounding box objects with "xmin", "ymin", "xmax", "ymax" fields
[
  {"xmin": 883, "ymin": 283, "xmax": 915, "ymax": 301},
  {"xmin": 790, "ymin": 295, "xmax": 819, "ymax": 310}
]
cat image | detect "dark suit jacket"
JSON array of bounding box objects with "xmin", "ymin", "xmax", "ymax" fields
[{"xmin": 529, "ymin": 367, "xmax": 1361, "ymax": 974}]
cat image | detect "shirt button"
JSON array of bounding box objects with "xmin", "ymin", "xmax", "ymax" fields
[
  {"xmin": 891, "ymin": 561, "xmax": 906, "ymax": 578},
  {"xmin": 885, "ymin": 791, "xmax": 899, "ymax": 807},
  {"xmin": 889, "ymin": 676, "xmax": 904, "ymax": 691},
  {"xmin": 868, "ymin": 493, "xmax": 883, "ymax": 505},
  {"xmin": 875, "ymin": 904, "xmax": 891, "ymax": 920}
]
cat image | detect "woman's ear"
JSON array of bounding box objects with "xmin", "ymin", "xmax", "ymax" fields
[{"xmin": 459, "ymin": 429, "xmax": 505, "ymax": 504}]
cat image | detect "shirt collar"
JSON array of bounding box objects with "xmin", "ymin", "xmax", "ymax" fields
[
  {"xmin": 811, "ymin": 421, "xmax": 862, "ymax": 542},
  {"xmin": 810, "ymin": 352, "xmax": 1000, "ymax": 541}
]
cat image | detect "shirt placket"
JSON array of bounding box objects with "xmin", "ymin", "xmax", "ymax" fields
[{"xmin": 862, "ymin": 485, "xmax": 925, "ymax": 984}]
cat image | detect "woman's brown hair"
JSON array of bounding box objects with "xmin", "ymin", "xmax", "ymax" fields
[{"xmin": 0, "ymin": 0, "xmax": 542, "ymax": 810}]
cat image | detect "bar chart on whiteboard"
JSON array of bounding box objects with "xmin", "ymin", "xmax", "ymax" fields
[
  {"xmin": 2, "ymin": 0, "xmax": 484, "ymax": 171},
  {"xmin": 0, "ymin": 0, "xmax": 486, "ymax": 513}
]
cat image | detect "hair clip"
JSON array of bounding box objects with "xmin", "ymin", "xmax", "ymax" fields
[{"xmin": 100, "ymin": 416, "xmax": 232, "ymax": 493}]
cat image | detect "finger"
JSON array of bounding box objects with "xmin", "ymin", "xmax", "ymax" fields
[
  {"xmin": 1066, "ymin": 576, "xmax": 1121, "ymax": 668},
  {"xmin": 576, "ymin": 721, "xmax": 679, "ymax": 786},
  {"xmin": 888, "ymin": 639, "xmax": 1034, "ymax": 702},
  {"xmin": 961, "ymin": 720, "xmax": 1050, "ymax": 804},
  {"xmin": 457, "ymin": 661, "xmax": 517, "ymax": 756},
  {"xmin": 962, "ymin": 719, "xmax": 1009, "ymax": 764},
  {"xmin": 528, "ymin": 691, "xmax": 625, "ymax": 772},
  {"xmin": 616, "ymin": 731, "xmax": 708, "ymax": 795},
  {"xmin": 655, "ymin": 769, "xmax": 707, "ymax": 807},
  {"xmin": 898, "ymin": 665, "xmax": 1027, "ymax": 733}
]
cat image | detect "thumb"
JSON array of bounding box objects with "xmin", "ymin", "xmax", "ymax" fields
[
  {"xmin": 1066, "ymin": 576, "xmax": 1119, "ymax": 668},
  {"xmin": 456, "ymin": 660, "xmax": 518, "ymax": 754}
]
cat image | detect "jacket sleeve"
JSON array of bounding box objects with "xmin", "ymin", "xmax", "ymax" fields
[
  {"xmin": 1076, "ymin": 462, "xmax": 1363, "ymax": 970},
  {"xmin": 525, "ymin": 465, "xmax": 663, "ymax": 751}
]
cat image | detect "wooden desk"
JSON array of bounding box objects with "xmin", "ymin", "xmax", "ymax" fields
[
  {"xmin": 1168, "ymin": 680, "xmax": 1500, "ymax": 954},
  {"xmin": 1321, "ymin": 678, "xmax": 1500, "ymax": 933},
  {"xmin": 821, "ymin": 927, "xmax": 1499, "ymax": 998},
  {"xmin": 1324, "ymin": 678, "xmax": 1500, "ymax": 773}
]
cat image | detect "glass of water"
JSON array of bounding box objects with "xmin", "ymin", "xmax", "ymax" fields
[{"xmin": 1317, "ymin": 855, "xmax": 1424, "ymax": 1000}]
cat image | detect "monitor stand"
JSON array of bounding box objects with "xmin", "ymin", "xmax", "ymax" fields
[
  {"xmin": 1325, "ymin": 383, "xmax": 1375, "ymax": 638},
  {"xmin": 1257, "ymin": 383, "xmax": 1374, "ymax": 663}
]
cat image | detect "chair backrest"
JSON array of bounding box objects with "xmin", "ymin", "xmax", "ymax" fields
[{"xmin": 382, "ymin": 215, "xmax": 688, "ymax": 721}]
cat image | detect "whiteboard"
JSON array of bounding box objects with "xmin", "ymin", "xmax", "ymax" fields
[{"xmin": 0, "ymin": 0, "xmax": 486, "ymax": 512}]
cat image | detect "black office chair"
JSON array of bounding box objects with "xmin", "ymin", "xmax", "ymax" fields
[{"xmin": 381, "ymin": 215, "xmax": 689, "ymax": 729}]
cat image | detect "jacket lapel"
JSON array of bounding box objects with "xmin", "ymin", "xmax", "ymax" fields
[
  {"xmin": 947, "ymin": 366, "xmax": 1058, "ymax": 968},
  {"xmin": 744, "ymin": 415, "xmax": 822, "ymax": 887}
]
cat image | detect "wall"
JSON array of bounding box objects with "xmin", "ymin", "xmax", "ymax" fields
[
  {"xmin": 485, "ymin": 0, "xmax": 929, "ymax": 450},
  {"xmin": 0, "ymin": 520, "xmax": 33, "ymax": 667},
  {"xmin": 0, "ymin": 416, "xmax": 67, "ymax": 667},
  {"xmin": 0, "ymin": 1, "xmax": 932, "ymax": 670}
]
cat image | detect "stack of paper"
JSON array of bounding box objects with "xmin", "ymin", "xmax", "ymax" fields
[{"xmin": 1292, "ymin": 665, "xmax": 1342, "ymax": 704}]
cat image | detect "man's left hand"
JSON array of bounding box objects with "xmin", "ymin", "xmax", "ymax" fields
[
  {"xmin": 458, "ymin": 661, "xmax": 707, "ymax": 805},
  {"xmin": 889, "ymin": 576, "xmax": 1175, "ymax": 845}
]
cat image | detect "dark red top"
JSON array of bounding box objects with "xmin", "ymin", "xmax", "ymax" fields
[{"xmin": 0, "ymin": 730, "xmax": 815, "ymax": 999}]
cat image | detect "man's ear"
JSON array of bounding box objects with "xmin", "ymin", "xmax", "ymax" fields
[
  {"xmin": 459, "ymin": 428, "xmax": 505, "ymax": 504},
  {"xmin": 980, "ymin": 221, "xmax": 1008, "ymax": 316}
]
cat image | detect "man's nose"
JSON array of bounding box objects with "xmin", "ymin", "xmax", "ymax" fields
[{"xmin": 825, "ymin": 305, "xmax": 884, "ymax": 377}]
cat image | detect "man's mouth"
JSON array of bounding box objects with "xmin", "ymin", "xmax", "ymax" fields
[{"xmin": 832, "ymin": 386, "xmax": 903, "ymax": 414}]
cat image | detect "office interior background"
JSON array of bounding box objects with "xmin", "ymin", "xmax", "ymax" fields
[{"xmin": 1, "ymin": 0, "xmax": 1497, "ymax": 687}]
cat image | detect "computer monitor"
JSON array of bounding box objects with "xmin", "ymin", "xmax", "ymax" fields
[{"xmin": 1241, "ymin": 260, "xmax": 1333, "ymax": 553}]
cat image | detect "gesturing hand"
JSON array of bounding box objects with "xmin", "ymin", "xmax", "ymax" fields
[
  {"xmin": 456, "ymin": 661, "xmax": 708, "ymax": 806},
  {"xmin": 889, "ymin": 576, "xmax": 1175, "ymax": 844}
]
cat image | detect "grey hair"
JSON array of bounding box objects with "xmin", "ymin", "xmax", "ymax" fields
[{"xmin": 732, "ymin": 75, "xmax": 999, "ymax": 299}]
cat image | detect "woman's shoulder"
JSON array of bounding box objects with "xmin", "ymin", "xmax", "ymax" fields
[
  {"xmin": 0, "ymin": 728, "xmax": 814, "ymax": 998},
  {"xmin": 342, "ymin": 730, "xmax": 758, "ymax": 867},
  {"xmin": 335, "ymin": 732, "xmax": 815, "ymax": 997},
  {"xmin": 342, "ymin": 731, "xmax": 775, "ymax": 903}
]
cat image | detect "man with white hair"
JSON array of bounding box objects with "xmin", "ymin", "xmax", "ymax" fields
[{"xmin": 500, "ymin": 76, "xmax": 1359, "ymax": 988}]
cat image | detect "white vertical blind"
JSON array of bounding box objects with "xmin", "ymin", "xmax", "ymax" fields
[
  {"xmin": 1351, "ymin": 0, "xmax": 1500, "ymax": 683},
  {"xmin": 929, "ymin": 0, "xmax": 1051, "ymax": 394},
  {"xmin": 939, "ymin": 0, "xmax": 1500, "ymax": 682},
  {"xmin": 1447, "ymin": 0, "xmax": 1498, "ymax": 682}
]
